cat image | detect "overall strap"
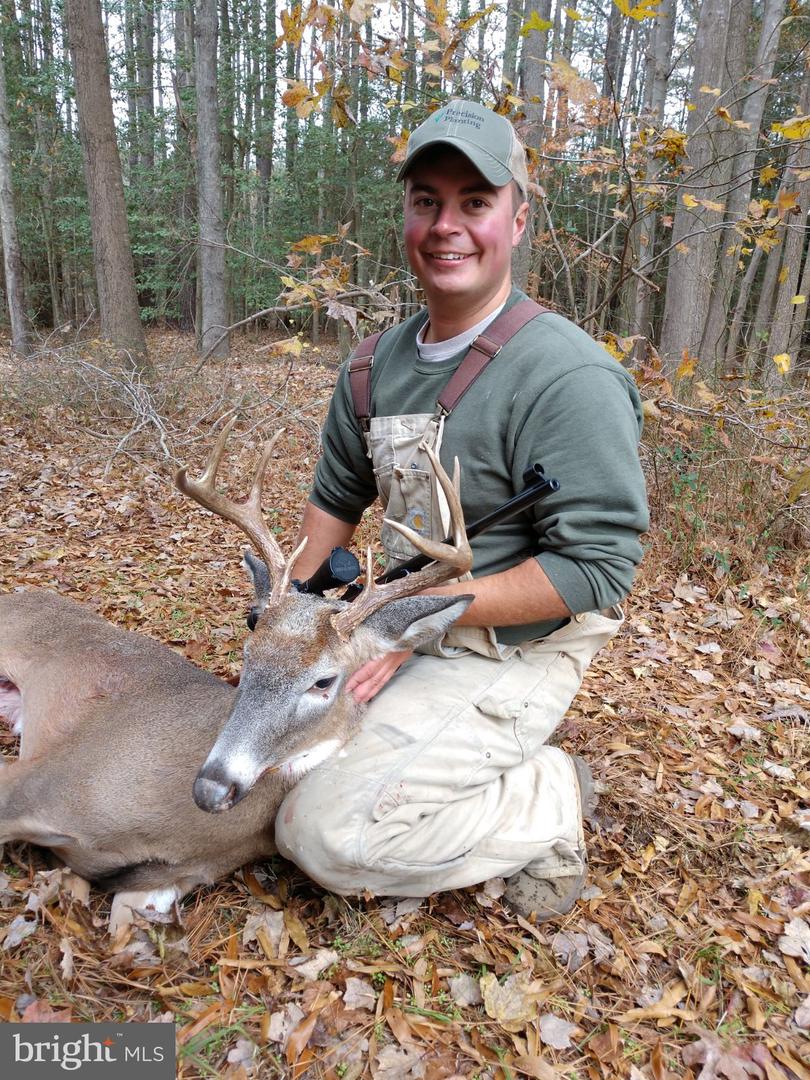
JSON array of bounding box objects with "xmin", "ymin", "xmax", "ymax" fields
[
  {"xmin": 437, "ymin": 298, "xmax": 549, "ymax": 415},
  {"xmin": 347, "ymin": 298, "xmax": 550, "ymax": 428},
  {"xmin": 348, "ymin": 331, "xmax": 383, "ymax": 431}
]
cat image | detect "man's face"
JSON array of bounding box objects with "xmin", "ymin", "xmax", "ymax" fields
[{"xmin": 403, "ymin": 147, "xmax": 527, "ymax": 314}]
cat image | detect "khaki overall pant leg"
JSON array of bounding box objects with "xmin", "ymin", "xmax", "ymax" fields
[{"xmin": 275, "ymin": 608, "xmax": 621, "ymax": 896}]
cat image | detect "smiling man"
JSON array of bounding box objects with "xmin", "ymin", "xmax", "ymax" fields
[{"xmin": 276, "ymin": 99, "xmax": 649, "ymax": 921}]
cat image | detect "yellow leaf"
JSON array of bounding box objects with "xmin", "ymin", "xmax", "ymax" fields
[
  {"xmin": 787, "ymin": 466, "xmax": 810, "ymax": 504},
  {"xmin": 772, "ymin": 114, "xmax": 810, "ymax": 140},
  {"xmin": 772, "ymin": 353, "xmax": 791, "ymax": 375},
  {"xmin": 675, "ymin": 242, "xmax": 690, "ymax": 254},
  {"xmin": 289, "ymin": 233, "xmax": 339, "ymax": 254},
  {"xmin": 778, "ymin": 266, "xmax": 789, "ymax": 284},
  {"xmin": 792, "ymin": 295, "xmax": 806, "ymax": 305},
  {"xmin": 716, "ymin": 106, "xmax": 733, "ymax": 122},
  {"xmin": 686, "ymin": 103, "xmax": 696, "ymax": 111},
  {"xmin": 520, "ymin": 10, "xmax": 553, "ymax": 33},
  {"xmin": 759, "ymin": 164, "xmax": 778, "ymax": 185},
  {"xmin": 600, "ymin": 334, "xmax": 625, "ymax": 360},
  {"xmin": 563, "ymin": 6, "xmax": 581, "ymax": 19},
  {"xmin": 777, "ymin": 190, "xmax": 800, "ymax": 217},
  {"xmin": 267, "ymin": 336, "xmax": 304, "ymax": 358},
  {"xmin": 682, "ymin": 193, "xmax": 699, "ymax": 207},
  {"xmin": 461, "ymin": 56, "xmax": 479, "ymax": 72},
  {"xmin": 281, "ymin": 80, "xmax": 313, "ymax": 108},
  {"xmin": 613, "ymin": 0, "xmax": 661, "ymax": 20},
  {"xmin": 676, "ymin": 349, "xmax": 698, "ymax": 380},
  {"xmin": 280, "ymin": 275, "xmax": 297, "ymax": 289},
  {"xmin": 700, "ymin": 198, "xmax": 725, "ymax": 212},
  {"xmin": 426, "ymin": 0, "xmax": 449, "ymax": 26},
  {"xmin": 458, "ymin": 4, "xmax": 498, "ymax": 31},
  {"xmin": 699, "ymin": 85, "xmax": 722, "ymax": 95}
]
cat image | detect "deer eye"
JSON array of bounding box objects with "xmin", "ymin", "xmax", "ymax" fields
[{"xmin": 312, "ymin": 676, "xmax": 337, "ymax": 691}]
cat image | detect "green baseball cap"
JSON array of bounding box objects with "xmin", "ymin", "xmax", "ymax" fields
[{"xmin": 397, "ymin": 99, "xmax": 529, "ymax": 196}]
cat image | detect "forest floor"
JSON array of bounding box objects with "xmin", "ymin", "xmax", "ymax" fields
[{"xmin": 0, "ymin": 329, "xmax": 808, "ymax": 1080}]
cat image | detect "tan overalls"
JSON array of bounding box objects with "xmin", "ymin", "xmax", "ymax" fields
[{"xmin": 276, "ymin": 309, "xmax": 623, "ymax": 896}]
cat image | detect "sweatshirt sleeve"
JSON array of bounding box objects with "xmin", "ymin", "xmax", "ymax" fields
[
  {"xmin": 309, "ymin": 362, "xmax": 378, "ymax": 524},
  {"xmin": 511, "ymin": 361, "xmax": 649, "ymax": 613}
]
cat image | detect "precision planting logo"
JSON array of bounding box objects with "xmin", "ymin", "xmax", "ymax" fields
[{"xmin": 1, "ymin": 1024, "xmax": 175, "ymax": 1078}]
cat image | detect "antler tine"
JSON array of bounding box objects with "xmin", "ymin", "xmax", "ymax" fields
[
  {"xmin": 176, "ymin": 423, "xmax": 294, "ymax": 598},
  {"xmin": 331, "ymin": 450, "xmax": 472, "ymax": 640}
]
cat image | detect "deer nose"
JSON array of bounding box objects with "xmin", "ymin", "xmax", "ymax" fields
[{"xmin": 193, "ymin": 772, "xmax": 244, "ymax": 813}]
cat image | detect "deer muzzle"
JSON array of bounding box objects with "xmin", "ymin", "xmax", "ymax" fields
[{"xmin": 193, "ymin": 768, "xmax": 248, "ymax": 813}]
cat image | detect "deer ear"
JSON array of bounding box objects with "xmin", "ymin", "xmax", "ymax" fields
[
  {"xmin": 361, "ymin": 595, "xmax": 473, "ymax": 651},
  {"xmin": 242, "ymin": 549, "xmax": 271, "ymax": 609}
]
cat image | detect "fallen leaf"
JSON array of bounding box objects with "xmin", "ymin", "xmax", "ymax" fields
[
  {"xmin": 448, "ymin": 972, "xmax": 482, "ymax": 1006},
  {"xmin": 343, "ymin": 976, "xmax": 376, "ymax": 1011},
  {"xmin": 778, "ymin": 917, "xmax": 810, "ymax": 963},
  {"xmin": 481, "ymin": 970, "xmax": 546, "ymax": 1031},
  {"xmin": 289, "ymin": 948, "xmax": 338, "ymax": 980},
  {"xmin": 538, "ymin": 1013, "xmax": 578, "ymax": 1049},
  {"xmin": 2, "ymin": 916, "xmax": 38, "ymax": 949}
]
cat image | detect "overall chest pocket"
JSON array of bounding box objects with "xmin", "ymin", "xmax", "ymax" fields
[{"xmin": 367, "ymin": 413, "xmax": 442, "ymax": 568}]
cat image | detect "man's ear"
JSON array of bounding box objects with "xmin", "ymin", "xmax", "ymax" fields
[
  {"xmin": 513, "ymin": 198, "xmax": 529, "ymax": 247},
  {"xmin": 358, "ymin": 594, "xmax": 474, "ymax": 651}
]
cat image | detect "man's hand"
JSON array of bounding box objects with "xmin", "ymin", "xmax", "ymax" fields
[{"xmin": 345, "ymin": 651, "xmax": 413, "ymax": 703}]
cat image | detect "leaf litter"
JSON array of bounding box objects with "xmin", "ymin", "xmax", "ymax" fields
[{"xmin": 0, "ymin": 334, "xmax": 808, "ymax": 1077}]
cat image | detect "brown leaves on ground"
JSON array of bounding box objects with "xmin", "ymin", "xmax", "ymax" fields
[{"xmin": 0, "ymin": 332, "xmax": 808, "ymax": 1078}]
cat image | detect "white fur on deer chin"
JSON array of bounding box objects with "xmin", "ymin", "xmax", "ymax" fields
[{"xmin": 279, "ymin": 738, "xmax": 344, "ymax": 783}]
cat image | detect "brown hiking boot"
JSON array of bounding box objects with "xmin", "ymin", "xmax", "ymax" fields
[{"xmin": 503, "ymin": 756, "xmax": 597, "ymax": 923}]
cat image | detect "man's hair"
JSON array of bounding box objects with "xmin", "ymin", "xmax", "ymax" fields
[{"xmin": 512, "ymin": 181, "xmax": 528, "ymax": 215}]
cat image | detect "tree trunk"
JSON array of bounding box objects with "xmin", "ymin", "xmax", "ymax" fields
[
  {"xmin": 0, "ymin": 34, "xmax": 29, "ymax": 356},
  {"xmin": 658, "ymin": 0, "xmax": 732, "ymax": 376},
  {"xmin": 502, "ymin": 0, "xmax": 524, "ymax": 88},
  {"xmin": 65, "ymin": 0, "xmax": 147, "ymax": 361},
  {"xmin": 515, "ymin": 0, "xmax": 552, "ymax": 293},
  {"xmin": 194, "ymin": 0, "xmax": 229, "ymax": 358},
  {"xmin": 699, "ymin": 0, "xmax": 784, "ymax": 367},
  {"xmin": 764, "ymin": 68, "xmax": 810, "ymax": 380},
  {"xmin": 136, "ymin": 0, "xmax": 156, "ymax": 173}
]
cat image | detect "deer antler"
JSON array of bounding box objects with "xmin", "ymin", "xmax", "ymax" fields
[
  {"xmin": 176, "ymin": 418, "xmax": 306, "ymax": 603},
  {"xmin": 330, "ymin": 446, "xmax": 472, "ymax": 640}
]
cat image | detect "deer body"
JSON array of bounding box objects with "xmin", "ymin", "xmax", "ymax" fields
[{"xmin": 0, "ymin": 427, "xmax": 473, "ymax": 927}]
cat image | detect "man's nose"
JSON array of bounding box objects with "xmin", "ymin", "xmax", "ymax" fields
[{"xmin": 430, "ymin": 205, "xmax": 462, "ymax": 235}]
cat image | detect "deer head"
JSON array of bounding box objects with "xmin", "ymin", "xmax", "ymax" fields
[{"xmin": 176, "ymin": 420, "xmax": 473, "ymax": 814}]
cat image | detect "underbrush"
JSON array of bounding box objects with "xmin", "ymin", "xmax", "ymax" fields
[{"xmin": 639, "ymin": 383, "xmax": 808, "ymax": 587}]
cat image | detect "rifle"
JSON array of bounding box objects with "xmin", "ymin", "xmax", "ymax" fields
[{"xmin": 287, "ymin": 463, "xmax": 559, "ymax": 603}]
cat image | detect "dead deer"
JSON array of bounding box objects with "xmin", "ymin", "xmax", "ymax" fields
[{"xmin": 0, "ymin": 422, "xmax": 472, "ymax": 930}]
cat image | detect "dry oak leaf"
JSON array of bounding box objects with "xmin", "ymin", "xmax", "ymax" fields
[
  {"xmin": 21, "ymin": 999, "xmax": 73, "ymax": 1023},
  {"xmin": 778, "ymin": 917, "xmax": 810, "ymax": 964},
  {"xmin": 343, "ymin": 976, "xmax": 376, "ymax": 1011},
  {"xmin": 481, "ymin": 970, "xmax": 546, "ymax": 1032},
  {"xmin": 618, "ymin": 978, "xmax": 698, "ymax": 1024},
  {"xmin": 538, "ymin": 1013, "xmax": 578, "ymax": 1050},
  {"xmin": 682, "ymin": 1031, "xmax": 774, "ymax": 1079}
]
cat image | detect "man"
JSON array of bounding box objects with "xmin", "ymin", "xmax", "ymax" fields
[{"xmin": 275, "ymin": 99, "xmax": 648, "ymax": 920}]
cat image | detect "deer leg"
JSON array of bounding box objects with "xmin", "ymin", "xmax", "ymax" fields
[
  {"xmin": 0, "ymin": 758, "xmax": 80, "ymax": 848},
  {"xmin": 109, "ymin": 885, "xmax": 184, "ymax": 936}
]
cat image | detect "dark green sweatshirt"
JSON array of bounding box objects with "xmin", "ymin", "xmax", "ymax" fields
[{"xmin": 311, "ymin": 289, "xmax": 649, "ymax": 643}]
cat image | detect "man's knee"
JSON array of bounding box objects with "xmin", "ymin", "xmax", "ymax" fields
[{"xmin": 274, "ymin": 772, "xmax": 366, "ymax": 894}]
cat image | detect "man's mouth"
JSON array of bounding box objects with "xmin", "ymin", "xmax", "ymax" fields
[{"xmin": 427, "ymin": 253, "xmax": 473, "ymax": 262}]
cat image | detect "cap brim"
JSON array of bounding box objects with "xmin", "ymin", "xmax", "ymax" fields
[{"xmin": 397, "ymin": 137, "xmax": 514, "ymax": 188}]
